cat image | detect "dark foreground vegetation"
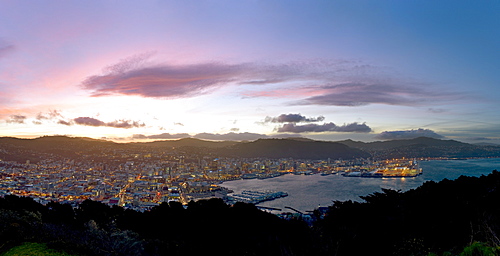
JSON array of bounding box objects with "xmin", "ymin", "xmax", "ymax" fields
[{"xmin": 2, "ymin": 171, "xmax": 500, "ymax": 256}]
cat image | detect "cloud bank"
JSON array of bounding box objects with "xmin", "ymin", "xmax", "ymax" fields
[
  {"xmin": 277, "ymin": 122, "xmax": 372, "ymax": 133},
  {"xmin": 83, "ymin": 63, "xmax": 243, "ymax": 98},
  {"xmin": 298, "ymin": 83, "xmax": 460, "ymax": 107},
  {"xmin": 265, "ymin": 113, "xmax": 325, "ymax": 123},
  {"xmin": 73, "ymin": 117, "xmax": 145, "ymax": 129},
  {"xmin": 82, "ymin": 55, "xmax": 465, "ymax": 108},
  {"xmin": 82, "ymin": 54, "xmax": 295, "ymax": 99},
  {"xmin": 375, "ymin": 128, "xmax": 444, "ymax": 140}
]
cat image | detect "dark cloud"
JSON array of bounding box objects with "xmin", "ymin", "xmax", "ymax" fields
[
  {"xmin": 298, "ymin": 83, "xmax": 463, "ymax": 107},
  {"xmin": 174, "ymin": 122, "xmax": 184, "ymax": 126},
  {"xmin": 72, "ymin": 117, "xmax": 145, "ymax": 129},
  {"xmin": 58, "ymin": 120, "xmax": 72, "ymax": 126},
  {"xmin": 230, "ymin": 128, "xmax": 240, "ymax": 132},
  {"xmin": 36, "ymin": 113, "xmax": 47, "ymax": 120},
  {"xmin": 106, "ymin": 120, "xmax": 145, "ymax": 129},
  {"xmin": 36, "ymin": 110, "xmax": 63, "ymax": 120},
  {"xmin": 265, "ymin": 113, "xmax": 325, "ymax": 123},
  {"xmin": 277, "ymin": 122, "xmax": 372, "ymax": 133},
  {"xmin": 73, "ymin": 117, "xmax": 105, "ymax": 126},
  {"xmin": 6, "ymin": 115, "xmax": 26, "ymax": 124},
  {"xmin": 375, "ymin": 128, "xmax": 444, "ymax": 140}
]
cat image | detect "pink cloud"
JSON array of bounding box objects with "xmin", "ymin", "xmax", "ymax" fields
[
  {"xmin": 81, "ymin": 55, "xmax": 306, "ymax": 99},
  {"xmin": 81, "ymin": 56, "xmax": 467, "ymax": 107},
  {"xmin": 82, "ymin": 55, "xmax": 251, "ymax": 98}
]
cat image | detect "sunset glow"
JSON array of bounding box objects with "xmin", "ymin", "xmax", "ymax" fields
[{"xmin": 1, "ymin": 1, "xmax": 499, "ymax": 143}]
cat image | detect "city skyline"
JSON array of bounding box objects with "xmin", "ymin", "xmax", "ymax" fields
[{"xmin": 1, "ymin": 1, "xmax": 499, "ymax": 143}]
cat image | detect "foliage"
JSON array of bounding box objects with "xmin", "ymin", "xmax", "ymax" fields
[
  {"xmin": 1, "ymin": 242, "xmax": 74, "ymax": 256},
  {"xmin": 1, "ymin": 170, "xmax": 500, "ymax": 255},
  {"xmin": 315, "ymin": 170, "xmax": 500, "ymax": 255},
  {"xmin": 427, "ymin": 242, "xmax": 500, "ymax": 256},
  {"xmin": 460, "ymin": 242, "xmax": 500, "ymax": 256}
]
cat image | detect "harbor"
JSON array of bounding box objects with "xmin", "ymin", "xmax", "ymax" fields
[
  {"xmin": 222, "ymin": 158, "xmax": 500, "ymax": 213},
  {"xmin": 226, "ymin": 190, "xmax": 288, "ymax": 204}
]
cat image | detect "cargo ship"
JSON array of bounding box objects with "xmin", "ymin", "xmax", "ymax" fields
[{"xmin": 343, "ymin": 160, "xmax": 422, "ymax": 178}]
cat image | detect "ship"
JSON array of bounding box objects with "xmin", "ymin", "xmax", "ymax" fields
[{"xmin": 343, "ymin": 160, "xmax": 423, "ymax": 178}]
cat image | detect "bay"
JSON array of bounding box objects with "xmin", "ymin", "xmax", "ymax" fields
[{"xmin": 221, "ymin": 158, "xmax": 500, "ymax": 213}]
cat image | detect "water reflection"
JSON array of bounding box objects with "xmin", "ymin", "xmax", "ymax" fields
[{"xmin": 221, "ymin": 158, "xmax": 500, "ymax": 212}]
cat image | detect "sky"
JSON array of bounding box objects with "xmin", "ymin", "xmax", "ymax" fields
[{"xmin": 0, "ymin": 0, "xmax": 499, "ymax": 143}]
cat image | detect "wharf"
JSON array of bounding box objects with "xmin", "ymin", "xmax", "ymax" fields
[{"xmin": 226, "ymin": 190, "xmax": 288, "ymax": 204}]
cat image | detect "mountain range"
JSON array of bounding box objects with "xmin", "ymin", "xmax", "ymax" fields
[
  {"xmin": 1, "ymin": 136, "xmax": 499, "ymax": 163},
  {"xmin": 337, "ymin": 137, "xmax": 500, "ymax": 159}
]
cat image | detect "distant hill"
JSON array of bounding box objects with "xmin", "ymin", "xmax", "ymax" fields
[
  {"xmin": 0, "ymin": 136, "xmax": 120, "ymax": 163},
  {"xmin": 2, "ymin": 136, "xmax": 500, "ymax": 163},
  {"xmin": 0, "ymin": 136, "xmax": 369, "ymax": 162},
  {"xmin": 474, "ymin": 142, "xmax": 500, "ymax": 146},
  {"xmin": 215, "ymin": 138, "xmax": 370, "ymax": 159},
  {"xmin": 337, "ymin": 137, "xmax": 500, "ymax": 159},
  {"xmin": 337, "ymin": 137, "xmax": 467, "ymax": 150},
  {"xmin": 140, "ymin": 138, "xmax": 238, "ymax": 149}
]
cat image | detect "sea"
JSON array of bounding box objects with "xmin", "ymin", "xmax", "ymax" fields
[{"xmin": 221, "ymin": 158, "xmax": 500, "ymax": 213}]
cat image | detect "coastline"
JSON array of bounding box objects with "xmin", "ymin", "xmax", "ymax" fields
[{"xmin": 222, "ymin": 158, "xmax": 500, "ymax": 213}]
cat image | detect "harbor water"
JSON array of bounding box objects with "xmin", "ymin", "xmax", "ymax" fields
[{"xmin": 221, "ymin": 158, "xmax": 500, "ymax": 212}]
